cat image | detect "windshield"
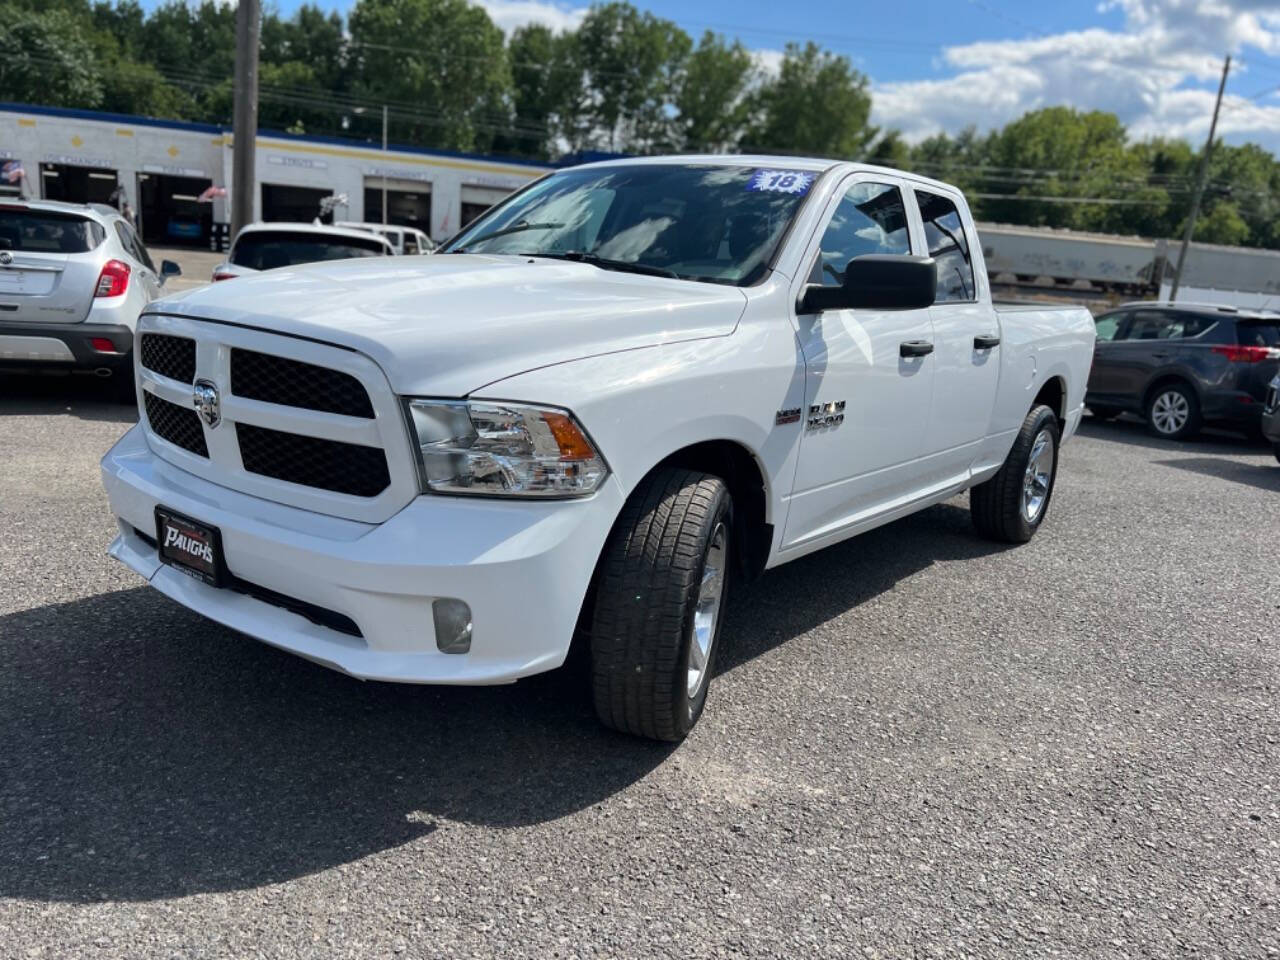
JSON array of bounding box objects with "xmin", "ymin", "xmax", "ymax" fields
[
  {"xmin": 231, "ymin": 231, "xmax": 388, "ymax": 270},
  {"xmin": 442, "ymin": 164, "xmax": 822, "ymax": 285},
  {"xmin": 0, "ymin": 210, "xmax": 105, "ymax": 253}
]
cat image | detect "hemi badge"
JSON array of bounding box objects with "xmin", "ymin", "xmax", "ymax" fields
[{"xmin": 775, "ymin": 407, "xmax": 801, "ymax": 425}]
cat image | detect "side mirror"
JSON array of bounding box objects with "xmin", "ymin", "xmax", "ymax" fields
[
  {"xmin": 160, "ymin": 259, "xmax": 182, "ymax": 278},
  {"xmin": 799, "ymin": 254, "xmax": 937, "ymax": 313}
]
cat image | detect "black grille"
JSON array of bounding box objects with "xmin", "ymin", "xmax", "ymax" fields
[
  {"xmin": 237, "ymin": 424, "xmax": 389, "ymax": 497},
  {"xmin": 230, "ymin": 348, "xmax": 374, "ymax": 418},
  {"xmin": 139, "ymin": 334, "xmax": 196, "ymax": 383},
  {"xmin": 144, "ymin": 391, "xmax": 208, "ymax": 457}
]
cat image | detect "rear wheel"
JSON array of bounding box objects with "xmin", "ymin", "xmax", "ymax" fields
[
  {"xmin": 1146, "ymin": 383, "xmax": 1201, "ymax": 440},
  {"xmin": 589, "ymin": 468, "xmax": 732, "ymax": 741},
  {"xmin": 971, "ymin": 404, "xmax": 1060, "ymax": 544}
]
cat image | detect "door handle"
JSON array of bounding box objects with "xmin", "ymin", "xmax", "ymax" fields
[
  {"xmin": 899, "ymin": 340, "xmax": 934, "ymax": 358},
  {"xmin": 974, "ymin": 333, "xmax": 1001, "ymax": 350}
]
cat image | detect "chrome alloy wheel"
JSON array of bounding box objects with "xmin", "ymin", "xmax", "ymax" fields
[
  {"xmin": 687, "ymin": 521, "xmax": 728, "ymax": 699},
  {"xmin": 1151, "ymin": 389, "xmax": 1190, "ymax": 436},
  {"xmin": 1022, "ymin": 428, "xmax": 1055, "ymax": 523}
]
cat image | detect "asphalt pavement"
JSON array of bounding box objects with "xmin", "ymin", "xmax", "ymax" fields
[{"xmin": 1, "ymin": 376, "xmax": 1277, "ymax": 959}]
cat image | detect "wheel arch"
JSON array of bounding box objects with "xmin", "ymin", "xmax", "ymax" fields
[
  {"xmin": 1033, "ymin": 374, "xmax": 1068, "ymax": 422},
  {"xmin": 1142, "ymin": 372, "xmax": 1201, "ymax": 410}
]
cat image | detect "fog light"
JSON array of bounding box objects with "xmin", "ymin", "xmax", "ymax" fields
[{"xmin": 433, "ymin": 598, "xmax": 472, "ymax": 654}]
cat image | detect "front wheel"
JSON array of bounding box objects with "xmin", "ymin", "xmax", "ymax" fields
[
  {"xmin": 589, "ymin": 468, "xmax": 732, "ymax": 741},
  {"xmin": 970, "ymin": 404, "xmax": 1061, "ymax": 543}
]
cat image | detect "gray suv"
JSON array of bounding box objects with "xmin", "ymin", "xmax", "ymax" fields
[
  {"xmin": 0, "ymin": 200, "xmax": 180, "ymax": 385},
  {"xmin": 1086, "ymin": 303, "xmax": 1280, "ymax": 440}
]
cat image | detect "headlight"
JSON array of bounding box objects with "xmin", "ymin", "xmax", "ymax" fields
[{"xmin": 405, "ymin": 399, "xmax": 608, "ymax": 498}]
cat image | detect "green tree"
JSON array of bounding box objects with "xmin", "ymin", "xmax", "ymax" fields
[
  {"xmin": 0, "ymin": 8, "xmax": 103, "ymax": 109},
  {"xmin": 347, "ymin": 0, "xmax": 510, "ymax": 152},
  {"xmin": 505, "ymin": 24, "xmax": 580, "ymax": 160},
  {"xmin": 675, "ymin": 32, "xmax": 756, "ymax": 153},
  {"xmin": 743, "ymin": 43, "xmax": 875, "ymax": 158},
  {"xmin": 572, "ymin": 2, "xmax": 691, "ymax": 152},
  {"xmin": 1189, "ymin": 201, "xmax": 1251, "ymax": 245}
]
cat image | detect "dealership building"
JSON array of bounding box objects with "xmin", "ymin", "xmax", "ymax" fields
[{"xmin": 1, "ymin": 102, "xmax": 550, "ymax": 248}]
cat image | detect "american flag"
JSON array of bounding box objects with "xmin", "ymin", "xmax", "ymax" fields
[{"xmin": 2, "ymin": 161, "xmax": 24, "ymax": 184}]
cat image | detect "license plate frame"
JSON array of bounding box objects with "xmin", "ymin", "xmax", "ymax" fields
[{"xmin": 154, "ymin": 506, "xmax": 225, "ymax": 587}]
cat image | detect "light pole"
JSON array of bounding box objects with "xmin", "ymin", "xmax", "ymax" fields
[
  {"xmin": 231, "ymin": 0, "xmax": 260, "ymax": 238},
  {"xmin": 381, "ymin": 104, "xmax": 388, "ymax": 225},
  {"xmin": 1170, "ymin": 54, "xmax": 1231, "ymax": 303}
]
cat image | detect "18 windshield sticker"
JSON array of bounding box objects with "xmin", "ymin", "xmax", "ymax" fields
[{"xmin": 746, "ymin": 169, "xmax": 815, "ymax": 195}]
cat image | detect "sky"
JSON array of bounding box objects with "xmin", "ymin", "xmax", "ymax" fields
[{"xmin": 268, "ymin": 0, "xmax": 1280, "ymax": 150}]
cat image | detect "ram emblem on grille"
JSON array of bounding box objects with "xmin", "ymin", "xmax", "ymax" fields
[{"xmin": 193, "ymin": 380, "xmax": 221, "ymax": 428}]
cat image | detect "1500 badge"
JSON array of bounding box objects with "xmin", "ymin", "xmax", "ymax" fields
[{"xmin": 807, "ymin": 400, "xmax": 845, "ymax": 430}]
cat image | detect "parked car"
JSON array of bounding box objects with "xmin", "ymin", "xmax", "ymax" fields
[
  {"xmin": 1086, "ymin": 302, "xmax": 1280, "ymax": 439},
  {"xmin": 102, "ymin": 157, "xmax": 1095, "ymax": 741},
  {"xmin": 0, "ymin": 199, "xmax": 180, "ymax": 385},
  {"xmin": 1262, "ymin": 373, "xmax": 1280, "ymax": 463},
  {"xmin": 212, "ymin": 223, "xmax": 394, "ymax": 281},
  {"xmin": 165, "ymin": 213, "xmax": 204, "ymax": 241},
  {"xmin": 336, "ymin": 221, "xmax": 435, "ymax": 255}
]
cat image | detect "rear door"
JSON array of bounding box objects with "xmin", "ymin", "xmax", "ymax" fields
[
  {"xmin": 0, "ymin": 207, "xmax": 104, "ymax": 324},
  {"xmin": 911, "ymin": 187, "xmax": 1000, "ymax": 482}
]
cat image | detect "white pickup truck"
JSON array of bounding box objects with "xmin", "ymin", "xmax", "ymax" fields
[{"xmin": 101, "ymin": 156, "xmax": 1095, "ymax": 741}]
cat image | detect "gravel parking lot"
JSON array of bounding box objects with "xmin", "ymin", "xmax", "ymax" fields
[{"xmin": 1, "ymin": 377, "xmax": 1277, "ymax": 959}]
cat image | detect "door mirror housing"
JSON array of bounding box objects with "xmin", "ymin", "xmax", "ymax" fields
[
  {"xmin": 799, "ymin": 254, "xmax": 937, "ymax": 313},
  {"xmin": 160, "ymin": 259, "xmax": 182, "ymax": 279}
]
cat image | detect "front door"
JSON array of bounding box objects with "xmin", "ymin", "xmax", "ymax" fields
[{"xmin": 783, "ymin": 176, "xmax": 936, "ymax": 552}]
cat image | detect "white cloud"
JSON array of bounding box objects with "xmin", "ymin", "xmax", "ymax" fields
[
  {"xmin": 472, "ymin": 0, "xmax": 587, "ymax": 34},
  {"xmin": 870, "ymin": 0, "xmax": 1280, "ymax": 149},
  {"xmin": 752, "ymin": 48, "xmax": 786, "ymax": 77}
]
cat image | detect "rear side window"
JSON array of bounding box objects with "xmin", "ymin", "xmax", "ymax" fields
[
  {"xmin": 915, "ymin": 190, "xmax": 975, "ymax": 303},
  {"xmin": 1237, "ymin": 322, "xmax": 1280, "ymax": 347},
  {"xmin": 231, "ymin": 232, "xmax": 389, "ymax": 270},
  {"xmin": 0, "ymin": 209, "xmax": 105, "ymax": 253}
]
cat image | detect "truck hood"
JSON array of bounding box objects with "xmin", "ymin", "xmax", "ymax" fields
[{"xmin": 153, "ymin": 254, "xmax": 748, "ymax": 396}]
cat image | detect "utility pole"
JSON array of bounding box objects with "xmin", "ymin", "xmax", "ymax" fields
[
  {"xmin": 381, "ymin": 104, "xmax": 388, "ymax": 225},
  {"xmin": 1170, "ymin": 54, "xmax": 1230, "ymax": 302},
  {"xmin": 231, "ymin": 0, "xmax": 261, "ymax": 239}
]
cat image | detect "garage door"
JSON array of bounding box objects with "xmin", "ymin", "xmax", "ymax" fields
[
  {"xmin": 460, "ymin": 185, "xmax": 513, "ymax": 228},
  {"xmin": 137, "ymin": 173, "xmax": 213, "ymax": 247},
  {"xmin": 261, "ymin": 183, "xmax": 333, "ymax": 223},
  {"xmin": 40, "ymin": 163, "xmax": 118, "ymax": 204},
  {"xmin": 363, "ymin": 178, "xmax": 431, "ymax": 233}
]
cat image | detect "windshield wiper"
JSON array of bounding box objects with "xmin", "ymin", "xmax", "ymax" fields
[
  {"xmin": 451, "ymin": 220, "xmax": 564, "ymax": 252},
  {"xmin": 532, "ymin": 251, "xmax": 679, "ymax": 279}
]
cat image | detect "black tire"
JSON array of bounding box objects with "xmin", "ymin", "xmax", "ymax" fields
[
  {"xmin": 589, "ymin": 468, "xmax": 732, "ymax": 741},
  {"xmin": 111, "ymin": 356, "xmax": 137, "ymax": 404},
  {"xmin": 1145, "ymin": 381, "xmax": 1201, "ymax": 440},
  {"xmin": 1273, "ymin": 443, "xmax": 1280, "ymax": 466},
  {"xmin": 1087, "ymin": 404, "xmax": 1120, "ymax": 420},
  {"xmin": 971, "ymin": 404, "xmax": 1061, "ymax": 544}
]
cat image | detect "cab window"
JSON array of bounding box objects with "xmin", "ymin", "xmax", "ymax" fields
[
  {"xmin": 914, "ymin": 190, "xmax": 975, "ymax": 303},
  {"xmin": 809, "ymin": 181, "xmax": 910, "ymax": 286}
]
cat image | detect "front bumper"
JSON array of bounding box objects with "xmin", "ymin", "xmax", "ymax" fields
[
  {"xmin": 0, "ymin": 321, "xmax": 133, "ymax": 370},
  {"xmin": 101, "ymin": 424, "xmax": 623, "ymax": 684}
]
